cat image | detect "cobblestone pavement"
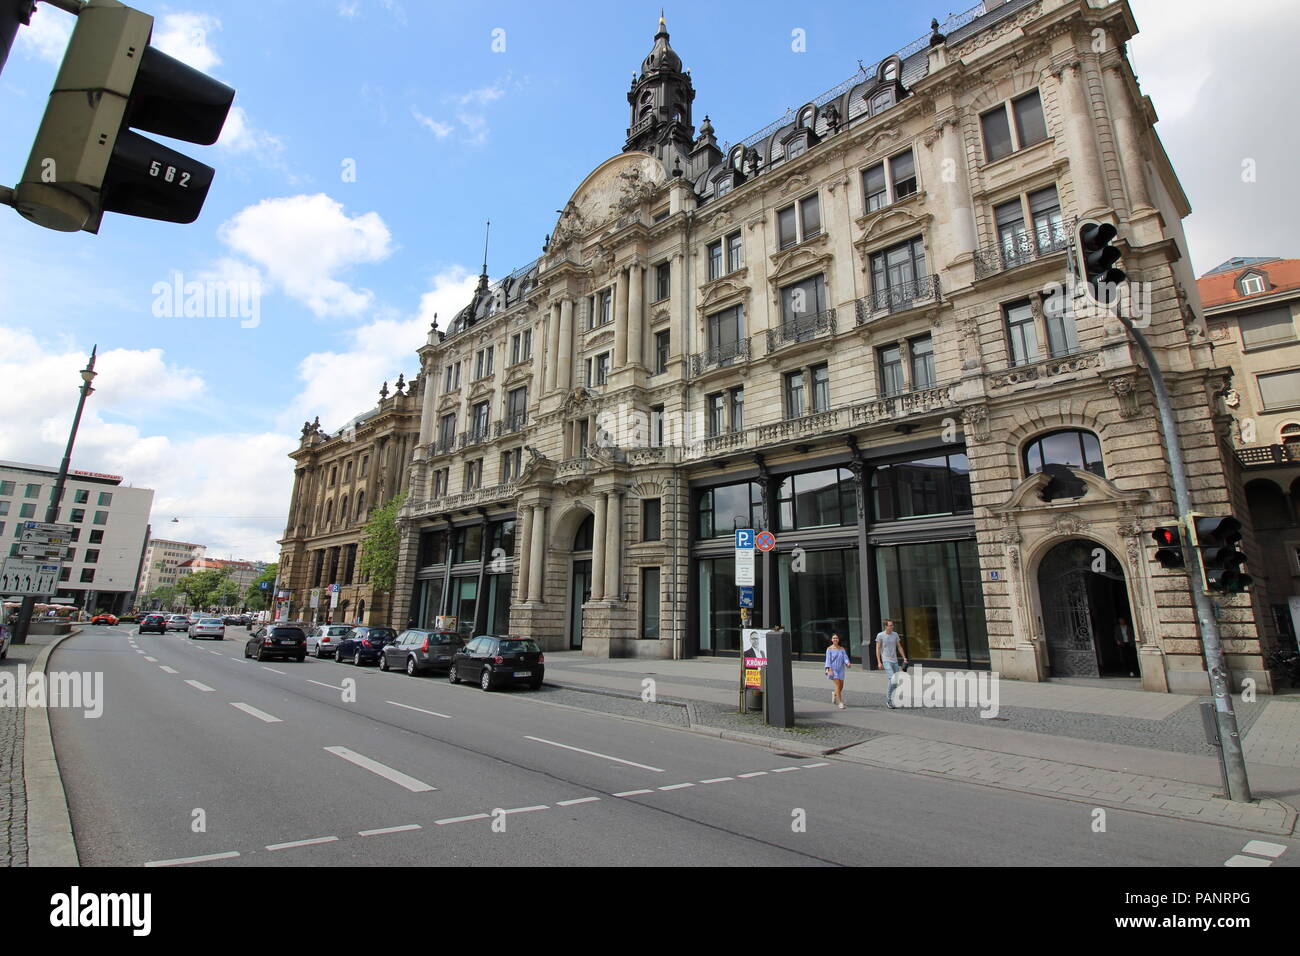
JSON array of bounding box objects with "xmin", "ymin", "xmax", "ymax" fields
[{"xmin": 0, "ymin": 645, "xmax": 37, "ymax": 868}]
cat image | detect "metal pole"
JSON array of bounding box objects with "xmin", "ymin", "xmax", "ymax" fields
[{"xmin": 1117, "ymin": 313, "xmax": 1252, "ymax": 802}]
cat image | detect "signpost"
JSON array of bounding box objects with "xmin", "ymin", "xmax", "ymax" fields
[
  {"xmin": 0, "ymin": 559, "xmax": 60, "ymax": 596},
  {"xmin": 735, "ymin": 530, "xmax": 756, "ymax": 712}
]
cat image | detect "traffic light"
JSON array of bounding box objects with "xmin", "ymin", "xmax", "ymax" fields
[
  {"xmin": 12, "ymin": 0, "xmax": 234, "ymax": 233},
  {"xmin": 1150, "ymin": 524, "xmax": 1184, "ymax": 570},
  {"xmin": 1076, "ymin": 219, "xmax": 1126, "ymax": 304},
  {"xmin": 1193, "ymin": 516, "xmax": 1252, "ymax": 593}
]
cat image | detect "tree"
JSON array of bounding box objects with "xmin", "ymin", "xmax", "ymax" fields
[
  {"xmin": 358, "ymin": 493, "xmax": 404, "ymax": 594},
  {"xmin": 148, "ymin": 584, "xmax": 179, "ymax": 610},
  {"xmin": 245, "ymin": 563, "xmax": 277, "ymax": 611},
  {"xmin": 214, "ymin": 580, "xmax": 241, "ymax": 609},
  {"xmin": 176, "ymin": 569, "xmax": 229, "ymax": 609}
]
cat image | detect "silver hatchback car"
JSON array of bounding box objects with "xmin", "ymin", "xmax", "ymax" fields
[
  {"xmin": 307, "ymin": 624, "xmax": 354, "ymax": 658},
  {"xmin": 188, "ymin": 618, "xmax": 225, "ymax": 641}
]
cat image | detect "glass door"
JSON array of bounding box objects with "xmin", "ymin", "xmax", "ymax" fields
[{"xmin": 569, "ymin": 560, "xmax": 591, "ymax": 649}]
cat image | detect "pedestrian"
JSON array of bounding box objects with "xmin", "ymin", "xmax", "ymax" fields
[
  {"xmin": 875, "ymin": 619, "xmax": 908, "ymax": 709},
  {"xmin": 824, "ymin": 633, "xmax": 850, "ymax": 709},
  {"xmin": 1114, "ymin": 616, "xmax": 1137, "ymax": 677}
]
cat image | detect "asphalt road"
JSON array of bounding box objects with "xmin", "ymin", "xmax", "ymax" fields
[{"xmin": 47, "ymin": 626, "xmax": 1300, "ymax": 867}]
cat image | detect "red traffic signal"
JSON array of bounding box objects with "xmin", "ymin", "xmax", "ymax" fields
[{"xmin": 1150, "ymin": 525, "xmax": 1184, "ymax": 569}]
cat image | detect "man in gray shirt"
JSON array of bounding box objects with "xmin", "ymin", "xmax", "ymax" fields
[{"xmin": 875, "ymin": 619, "xmax": 908, "ymax": 709}]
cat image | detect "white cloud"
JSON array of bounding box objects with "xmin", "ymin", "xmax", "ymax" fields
[
  {"xmin": 338, "ymin": 1, "xmax": 361, "ymax": 17},
  {"xmin": 216, "ymin": 194, "xmax": 394, "ymax": 317},
  {"xmin": 15, "ymin": 3, "xmax": 72, "ymax": 63},
  {"xmin": 218, "ymin": 105, "xmax": 283, "ymax": 156},
  {"xmin": 413, "ymin": 78, "xmax": 512, "ymax": 145},
  {"xmin": 152, "ymin": 12, "xmax": 222, "ymax": 73},
  {"xmin": 412, "ymin": 107, "xmax": 453, "ymax": 138}
]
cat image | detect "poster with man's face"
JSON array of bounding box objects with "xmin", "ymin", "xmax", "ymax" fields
[{"xmin": 742, "ymin": 628, "xmax": 767, "ymax": 663}]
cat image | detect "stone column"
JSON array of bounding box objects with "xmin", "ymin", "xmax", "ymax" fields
[
  {"xmin": 545, "ymin": 302, "xmax": 561, "ymax": 393},
  {"xmin": 558, "ymin": 298, "xmax": 574, "ymax": 391},
  {"xmin": 603, "ymin": 489, "xmax": 622, "ymax": 602},
  {"xmin": 627, "ymin": 263, "xmax": 644, "ymax": 368},
  {"xmin": 517, "ymin": 503, "xmax": 534, "ymax": 603},
  {"xmin": 527, "ymin": 504, "xmax": 546, "ymax": 603},
  {"xmin": 938, "ymin": 117, "xmax": 976, "ymax": 260},
  {"xmin": 1102, "ymin": 64, "xmax": 1154, "ymax": 216},
  {"xmin": 531, "ymin": 318, "xmax": 545, "ymax": 399},
  {"xmin": 614, "ymin": 269, "xmax": 628, "ymax": 367},
  {"xmin": 1057, "ymin": 61, "xmax": 1107, "ymax": 219},
  {"xmin": 418, "ymin": 365, "xmax": 438, "ymax": 444},
  {"xmin": 591, "ymin": 492, "xmax": 607, "ymax": 601}
]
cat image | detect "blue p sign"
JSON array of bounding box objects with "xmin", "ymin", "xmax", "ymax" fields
[{"xmin": 735, "ymin": 529, "xmax": 755, "ymax": 549}]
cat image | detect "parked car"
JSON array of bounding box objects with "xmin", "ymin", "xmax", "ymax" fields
[
  {"xmin": 90, "ymin": 613, "xmax": 118, "ymax": 626},
  {"xmin": 138, "ymin": 614, "xmax": 167, "ymax": 634},
  {"xmin": 307, "ymin": 624, "xmax": 354, "ymax": 658},
  {"xmin": 245, "ymin": 624, "xmax": 307, "ymax": 662},
  {"xmin": 0, "ymin": 623, "xmax": 9, "ymax": 660},
  {"xmin": 449, "ymin": 635, "xmax": 544, "ymax": 691},
  {"xmin": 380, "ymin": 628, "xmax": 463, "ymax": 675},
  {"xmin": 334, "ymin": 626, "xmax": 398, "ymax": 666},
  {"xmin": 164, "ymin": 614, "xmax": 190, "ymax": 632},
  {"xmin": 188, "ymin": 618, "xmax": 225, "ymax": 641}
]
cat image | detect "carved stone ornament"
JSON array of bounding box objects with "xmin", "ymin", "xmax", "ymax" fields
[
  {"xmin": 1116, "ymin": 517, "xmax": 1143, "ymax": 538},
  {"xmin": 961, "ymin": 403, "xmax": 990, "ymax": 441},
  {"xmin": 999, "ymin": 529, "xmax": 1022, "ymax": 545},
  {"xmin": 615, "ymin": 166, "xmax": 660, "ymax": 214},
  {"xmin": 1050, "ymin": 515, "xmax": 1091, "ymax": 537},
  {"xmin": 776, "ymin": 173, "xmax": 811, "ymax": 198},
  {"xmin": 1106, "ymin": 374, "xmax": 1141, "ymax": 419},
  {"xmin": 952, "ymin": 3, "xmax": 1042, "ymax": 59}
]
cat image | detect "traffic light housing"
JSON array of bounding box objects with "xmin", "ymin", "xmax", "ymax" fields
[
  {"xmin": 1193, "ymin": 515, "xmax": 1252, "ymax": 593},
  {"xmin": 1151, "ymin": 525, "xmax": 1184, "ymax": 570},
  {"xmin": 12, "ymin": 0, "xmax": 234, "ymax": 233},
  {"xmin": 1076, "ymin": 219, "xmax": 1126, "ymax": 305}
]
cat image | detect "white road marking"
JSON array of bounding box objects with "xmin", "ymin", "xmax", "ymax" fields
[
  {"xmin": 307, "ymin": 679, "xmax": 345, "ymax": 690},
  {"xmin": 184, "ymin": 680, "xmax": 215, "ymax": 692},
  {"xmin": 135, "ymin": 650, "xmax": 145, "ymax": 655},
  {"xmin": 556, "ymin": 796, "xmax": 601, "ymax": 807},
  {"xmin": 1241, "ymin": 840, "xmax": 1287, "ymax": 858},
  {"xmin": 770, "ymin": 767, "xmax": 801, "ymax": 773},
  {"xmin": 612, "ymin": 789, "xmax": 654, "ymax": 797},
  {"xmin": 387, "ymin": 700, "xmax": 453, "ymax": 719},
  {"xmin": 659, "ymin": 783, "xmax": 694, "ymax": 791},
  {"xmin": 266, "ymin": 836, "xmax": 338, "ymax": 852},
  {"xmin": 359, "ymin": 824, "xmax": 422, "ymax": 837},
  {"xmin": 159, "ymin": 666, "xmax": 178, "ymax": 674},
  {"xmin": 323, "ymin": 746, "xmax": 436, "ymax": 792},
  {"xmin": 524, "ymin": 735, "xmax": 664, "ymax": 772},
  {"xmin": 262, "ymin": 666, "xmax": 287, "ymax": 675},
  {"xmin": 436, "ymin": 813, "xmax": 489, "ymax": 825},
  {"xmin": 145, "ymin": 851, "xmax": 240, "ymax": 867},
  {"xmin": 501, "ymin": 805, "xmax": 548, "ymax": 814},
  {"xmin": 1224, "ymin": 855, "xmax": 1272, "ymax": 867},
  {"xmin": 230, "ymin": 702, "xmax": 282, "ymax": 723},
  {"xmin": 699, "ymin": 777, "xmax": 734, "ymax": 784},
  {"xmin": 144, "ymin": 656, "xmax": 157, "ymax": 662},
  {"xmin": 737, "ymin": 771, "xmax": 767, "ymax": 778},
  {"xmin": 805, "ymin": 762, "xmax": 830, "ymax": 768},
  {"xmin": 209, "ymin": 650, "xmax": 221, "ymax": 655}
]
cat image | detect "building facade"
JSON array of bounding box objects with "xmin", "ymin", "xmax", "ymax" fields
[
  {"xmin": 377, "ymin": 0, "xmax": 1271, "ymax": 693},
  {"xmin": 0, "ymin": 460, "xmax": 153, "ymax": 615},
  {"xmin": 278, "ymin": 379, "xmax": 423, "ymax": 626},
  {"xmin": 176, "ymin": 556, "xmax": 264, "ymax": 593},
  {"xmin": 137, "ymin": 537, "xmax": 206, "ymax": 597},
  {"xmin": 1198, "ymin": 257, "xmax": 1300, "ymax": 645}
]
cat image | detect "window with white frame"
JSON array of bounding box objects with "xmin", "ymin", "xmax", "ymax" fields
[
  {"xmin": 474, "ymin": 346, "xmax": 494, "ymax": 379},
  {"xmin": 1239, "ymin": 273, "xmax": 1266, "ymax": 296}
]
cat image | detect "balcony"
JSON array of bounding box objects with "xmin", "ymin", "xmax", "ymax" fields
[
  {"xmin": 407, "ymin": 482, "xmax": 519, "ymax": 516},
  {"xmin": 689, "ymin": 337, "xmax": 751, "ymax": 378},
  {"xmin": 1237, "ymin": 442, "xmax": 1300, "ymax": 468},
  {"xmin": 766, "ymin": 309, "xmax": 837, "ymax": 353},
  {"xmin": 855, "ymin": 275, "xmax": 941, "ymax": 324},
  {"xmin": 432, "ymin": 436, "xmax": 457, "ymax": 456},
  {"xmin": 495, "ymin": 412, "xmax": 528, "ymax": 438},
  {"xmin": 974, "ymin": 222, "xmax": 1073, "ymax": 279},
  {"xmin": 457, "ymin": 425, "xmax": 492, "ymax": 449}
]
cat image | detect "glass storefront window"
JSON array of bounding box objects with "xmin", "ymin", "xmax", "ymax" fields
[
  {"xmin": 415, "ymin": 576, "xmax": 446, "ymax": 629},
  {"xmin": 697, "ymin": 556, "xmax": 763, "ymax": 652},
  {"xmin": 454, "ymin": 578, "xmax": 478, "ymax": 637},
  {"xmin": 874, "ymin": 540, "xmax": 988, "ymax": 666},
  {"xmin": 872, "ymin": 453, "xmax": 972, "ymax": 520},
  {"xmin": 419, "ymin": 529, "xmax": 448, "ymax": 567},
  {"xmin": 453, "ymin": 525, "xmax": 483, "ymax": 564},
  {"xmin": 490, "ymin": 519, "xmax": 516, "ymax": 558},
  {"xmin": 775, "ymin": 467, "xmax": 856, "ymax": 531},
  {"xmin": 484, "ymin": 573, "xmax": 512, "ymax": 635},
  {"xmin": 697, "ymin": 481, "xmax": 764, "ymax": 539},
  {"xmin": 642, "ymin": 567, "xmax": 661, "ymax": 640},
  {"xmin": 777, "ymin": 548, "xmax": 863, "ymax": 660}
]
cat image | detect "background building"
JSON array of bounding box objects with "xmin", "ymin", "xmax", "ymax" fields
[
  {"xmin": 0, "ymin": 460, "xmax": 153, "ymax": 615},
  {"xmin": 137, "ymin": 537, "xmax": 206, "ymax": 598},
  {"xmin": 1198, "ymin": 256, "xmax": 1300, "ymax": 645},
  {"xmin": 176, "ymin": 556, "xmax": 265, "ymax": 592}
]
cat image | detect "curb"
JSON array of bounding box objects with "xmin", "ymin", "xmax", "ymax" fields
[{"xmin": 23, "ymin": 628, "xmax": 81, "ymax": 867}]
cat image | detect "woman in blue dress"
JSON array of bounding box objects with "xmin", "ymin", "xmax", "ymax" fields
[{"xmin": 824, "ymin": 632, "xmax": 850, "ymax": 709}]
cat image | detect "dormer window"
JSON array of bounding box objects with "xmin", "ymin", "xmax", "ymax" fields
[
  {"xmin": 1240, "ymin": 273, "xmax": 1266, "ymax": 296},
  {"xmin": 868, "ymin": 87, "xmax": 894, "ymax": 115}
]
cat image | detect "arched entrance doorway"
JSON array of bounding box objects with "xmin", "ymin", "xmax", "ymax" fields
[
  {"xmin": 1037, "ymin": 539, "xmax": 1135, "ymax": 678},
  {"xmin": 569, "ymin": 514, "xmax": 594, "ymax": 650}
]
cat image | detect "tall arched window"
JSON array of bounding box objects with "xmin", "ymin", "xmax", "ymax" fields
[
  {"xmin": 1023, "ymin": 429, "xmax": 1104, "ymax": 478},
  {"xmin": 341, "ymin": 497, "xmax": 350, "ymax": 524},
  {"xmin": 574, "ymin": 514, "xmax": 594, "ymax": 551},
  {"xmin": 325, "ymin": 499, "xmax": 334, "ymax": 525},
  {"xmin": 356, "ymin": 490, "xmax": 366, "ymax": 518}
]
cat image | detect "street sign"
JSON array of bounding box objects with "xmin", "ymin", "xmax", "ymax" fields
[
  {"xmin": 309, "ymin": 587, "xmax": 321, "ymax": 609},
  {"xmin": 735, "ymin": 528, "xmax": 755, "ymax": 586},
  {"xmin": 738, "ymin": 585, "xmax": 754, "ymax": 608},
  {"xmin": 259, "ymin": 581, "xmax": 270, "ymax": 591},
  {"xmin": 0, "ymin": 558, "xmax": 61, "ymax": 596},
  {"xmin": 755, "ymin": 530, "xmax": 776, "ymax": 552},
  {"xmin": 735, "ymin": 529, "xmax": 755, "ymax": 549},
  {"xmin": 23, "ymin": 521, "xmax": 75, "ymax": 536},
  {"xmin": 329, "ymin": 583, "xmax": 340, "ymax": 594},
  {"xmin": 20, "ymin": 529, "xmax": 69, "ymax": 545},
  {"xmin": 17, "ymin": 543, "xmax": 69, "ymax": 559}
]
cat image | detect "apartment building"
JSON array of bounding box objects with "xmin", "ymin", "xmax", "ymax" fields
[{"xmin": 137, "ymin": 537, "xmax": 206, "ymax": 597}]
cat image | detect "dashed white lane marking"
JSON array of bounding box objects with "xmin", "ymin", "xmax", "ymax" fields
[
  {"xmin": 230, "ymin": 702, "xmax": 282, "ymax": 723},
  {"xmin": 659, "ymin": 783, "xmax": 694, "ymax": 791},
  {"xmin": 387, "ymin": 700, "xmax": 453, "ymax": 719},
  {"xmin": 700, "ymin": 777, "xmax": 734, "ymax": 784},
  {"xmin": 524, "ymin": 735, "xmax": 664, "ymax": 772},
  {"xmin": 262, "ymin": 666, "xmax": 287, "ymax": 675},
  {"xmin": 437, "ymin": 813, "xmax": 489, "ymax": 825},
  {"xmin": 612, "ymin": 789, "xmax": 654, "ymax": 797},
  {"xmin": 145, "ymin": 851, "xmax": 240, "ymax": 867},
  {"xmin": 323, "ymin": 746, "xmax": 436, "ymax": 793},
  {"xmin": 184, "ymin": 680, "xmax": 215, "ymax": 692},
  {"xmin": 307, "ymin": 678, "xmax": 347, "ymax": 690},
  {"xmin": 159, "ymin": 666, "xmax": 178, "ymax": 674},
  {"xmin": 1242, "ymin": 840, "xmax": 1287, "ymax": 858},
  {"xmin": 1224, "ymin": 855, "xmax": 1273, "ymax": 867},
  {"xmin": 359, "ymin": 824, "xmax": 422, "ymax": 837},
  {"xmin": 144, "ymin": 656, "xmax": 158, "ymax": 662},
  {"xmin": 771, "ymin": 767, "xmax": 801, "ymax": 773},
  {"xmin": 556, "ymin": 796, "xmax": 601, "ymax": 807},
  {"xmin": 805, "ymin": 762, "xmax": 830, "ymax": 768},
  {"xmin": 135, "ymin": 650, "xmax": 145, "ymax": 655},
  {"xmin": 737, "ymin": 771, "xmax": 767, "ymax": 778},
  {"xmin": 209, "ymin": 650, "xmax": 221, "ymax": 655},
  {"xmin": 267, "ymin": 836, "xmax": 338, "ymax": 852},
  {"xmin": 501, "ymin": 805, "xmax": 548, "ymax": 815}
]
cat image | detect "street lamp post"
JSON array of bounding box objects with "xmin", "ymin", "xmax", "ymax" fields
[{"xmin": 12, "ymin": 346, "xmax": 97, "ymax": 644}]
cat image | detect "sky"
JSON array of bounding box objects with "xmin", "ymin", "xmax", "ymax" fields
[{"xmin": 0, "ymin": 0, "xmax": 1296, "ymax": 562}]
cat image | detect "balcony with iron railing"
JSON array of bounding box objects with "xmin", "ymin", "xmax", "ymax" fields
[
  {"xmin": 974, "ymin": 221, "xmax": 1074, "ymax": 280},
  {"xmin": 432, "ymin": 435, "xmax": 457, "ymax": 457},
  {"xmin": 495, "ymin": 412, "xmax": 528, "ymax": 437},
  {"xmin": 766, "ymin": 309, "xmax": 837, "ymax": 353},
  {"xmin": 855, "ymin": 275, "xmax": 941, "ymax": 325},
  {"xmin": 457, "ymin": 424, "xmax": 492, "ymax": 449},
  {"xmin": 689, "ymin": 336, "xmax": 751, "ymax": 378}
]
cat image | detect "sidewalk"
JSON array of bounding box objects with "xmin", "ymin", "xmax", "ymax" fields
[
  {"xmin": 541, "ymin": 652, "xmax": 1300, "ymax": 836},
  {"xmin": 0, "ymin": 634, "xmax": 58, "ymax": 867}
]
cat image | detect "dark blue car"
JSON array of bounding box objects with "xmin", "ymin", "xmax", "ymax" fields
[{"xmin": 334, "ymin": 626, "xmax": 398, "ymax": 666}]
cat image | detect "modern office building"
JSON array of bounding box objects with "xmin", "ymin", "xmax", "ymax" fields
[{"xmin": 137, "ymin": 537, "xmax": 207, "ymax": 597}]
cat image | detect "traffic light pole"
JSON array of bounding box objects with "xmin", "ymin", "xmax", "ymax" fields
[{"xmin": 1117, "ymin": 313, "xmax": 1252, "ymax": 803}]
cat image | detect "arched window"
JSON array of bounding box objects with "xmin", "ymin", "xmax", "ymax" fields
[
  {"xmin": 356, "ymin": 490, "xmax": 366, "ymax": 518},
  {"xmin": 344, "ymin": 460, "xmax": 353, "ymax": 483},
  {"xmin": 574, "ymin": 514, "xmax": 594, "ymax": 551},
  {"xmin": 325, "ymin": 499, "xmax": 334, "ymax": 525},
  {"xmin": 1280, "ymin": 422, "xmax": 1300, "ymax": 444},
  {"xmin": 341, "ymin": 497, "xmax": 350, "ymax": 523},
  {"xmin": 1023, "ymin": 429, "xmax": 1105, "ymax": 478}
]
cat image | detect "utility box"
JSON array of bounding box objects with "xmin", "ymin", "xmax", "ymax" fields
[{"xmin": 765, "ymin": 629, "xmax": 794, "ymax": 728}]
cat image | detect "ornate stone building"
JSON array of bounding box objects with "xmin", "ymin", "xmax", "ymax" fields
[
  {"xmin": 389, "ymin": 0, "xmax": 1273, "ymax": 692},
  {"xmin": 278, "ymin": 377, "xmax": 422, "ymax": 626}
]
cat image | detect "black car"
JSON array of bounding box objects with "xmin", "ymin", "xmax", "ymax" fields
[
  {"xmin": 245, "ymin": 624, "xmax": 307, "ymax": 662},
  {"xmin": 449, "ymin": 635, "xmax": 544, "ymax": 691},
  {"xmin": 138, "ymin": 614, "xmax": 167, "ymax": 634},
  {"xmin": 380, "ymin": 629, "xmax": 463, "ymax": 675},
  {"xmin": 334, "ymin": 626, "xmax": 398, "ymax": 666}
]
